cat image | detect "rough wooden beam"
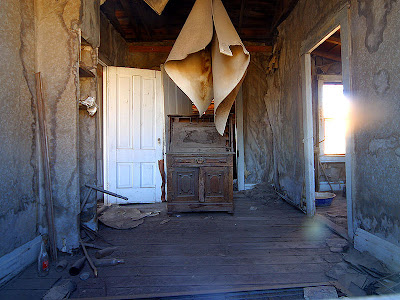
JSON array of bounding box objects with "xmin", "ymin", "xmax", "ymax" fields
[
  {"xmin": 129, "ymin": 45, "xmax": 171, "ymax": 52},
  {"xmin": 101, "ymin": 6, "xmax": 127, "ymax": 40},
  {"xmin": 119, "ymin": 0, "xmax": 142, "ymax": 39},
  {"xmin": 132, "ymin": 0, "xmax": 153, "ymax": 39},
  {"xmin": 326, "ymin": 36, "xmax": 341, "ymax": 45},
  {"xmin": 238, "ymin": 0, "xmax": 246, "ymax": 34},
  {"xmin": 246, "ymin": 45, "xmax": 273, "ymax": 53},
  {"xmin": 271, "ymin": 0, "xmax": 298, "ymax": 30},
  {"xmin": 129, "ymin": 45, "xmax": 272, "ymax": 53},
  {"xmin": 312, "ymin": 50, "xmax": 341, "ymax": 62}
]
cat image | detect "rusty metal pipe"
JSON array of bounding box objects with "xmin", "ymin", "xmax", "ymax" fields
[
  {"xmin": 95, "ymin": 247, "xmax": 118, "ymax": 259},
  {"xmin": 69, "ymin": 257, "xmax": 86, "ymax": 276}
]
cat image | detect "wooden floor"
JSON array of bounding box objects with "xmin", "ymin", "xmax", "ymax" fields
[
  {"xmin": 0, "ymin": 192, "xmax": 342, "ymax": 299},
  {"xmin": 317, "ymin": 194, "xmax": 348, "ymax": 230}
]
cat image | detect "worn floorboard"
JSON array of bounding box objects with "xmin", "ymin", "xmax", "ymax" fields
[{"xmin": 0, "ymin": 192, "xmax": 339, "ymax": 299}]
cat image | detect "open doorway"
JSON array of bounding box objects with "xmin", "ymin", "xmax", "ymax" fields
[
  {"xmin": 300, "ymin": 6, "xmax": 353, "ymax": 239},
  {"xmin": 311, "ymin": 30, "xmax": 349, "ymax": 231}
]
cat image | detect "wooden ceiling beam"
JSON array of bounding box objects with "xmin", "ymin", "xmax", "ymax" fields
[
  {"xmin": 102, "ymin": 0, "xmax": 297, "ymax": 43},
  {"xmin": 101, "ymin": 6, "xmax": 127, "ymax": 40},
  {"xmin": 312, "ymin": 50, "xmax": 341, "ymax": 62},
  {"xmin": 119, "ymin": 0, "xmax": 142, "ymax": 39},
  {"xmin": 326, "ymin": 36, "xmax": 341, "ymax": 45},
  {"xmin": 271, "ymin": 0, "xmax": 298, "ymax": 30},
  {"xmin": 238, "ymin": 0, "xmax": 246, "ymax": 34},
  {"xmin": 129, "ymin": 45, "xmax": 272, "ymax": 53},
  {"xmin": 132, "ymin": 0, "xmax": 153, "ymax": 39}
]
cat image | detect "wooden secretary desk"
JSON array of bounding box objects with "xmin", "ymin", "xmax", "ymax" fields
[{"xmin": 166, "ymin": 115, "xmax": 234, "ymax": 213}]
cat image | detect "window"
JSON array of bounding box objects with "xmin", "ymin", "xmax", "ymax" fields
[{"xmin": 318, "ymin": 75, "xmax": 349, "ymax": 159}]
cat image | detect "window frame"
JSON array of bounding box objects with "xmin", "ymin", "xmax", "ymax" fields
[{"xmin": 317, "ymin": 74, "xmax": 346, "ymax": 162}]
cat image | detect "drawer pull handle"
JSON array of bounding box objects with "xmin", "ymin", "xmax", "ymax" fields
[{"xmin": 196, "ymin": 158, "xmax": 205, "ymax": 164}]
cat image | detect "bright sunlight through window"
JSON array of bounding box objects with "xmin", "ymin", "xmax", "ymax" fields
[{"xmin": 321, "ymin": 84, "xmax": 349, "ymax": 155}]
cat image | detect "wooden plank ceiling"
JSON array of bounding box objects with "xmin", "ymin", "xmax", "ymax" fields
[
  {"xmin": 101, "ymin": 0, "xmax": 299, "ymax": 43},
  {"xmin": 312, "ymin": 30, "xmax": 341, "ymax": 62}
]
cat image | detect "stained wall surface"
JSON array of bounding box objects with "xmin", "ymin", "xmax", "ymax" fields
[
  {"xmin": 244, "ymin": 0, "xmax": 347, "ymax": 205},
  {"xmin": 0, "ymin": 0, "xmax": 104, "ymax": 257},
  {"xmin": 248, "ymin": 0, "xmax": 400, "ymax": 246},
  {"xmin": 350, "ymin": 0, "xmax": 400, "ymax": 246},
  {"xmin": 35, "ymin": 0, "xmax": 82, "ymax": 252},
  {"xmin": 243, "ymin": 52, "xmax": 275, "ymax": 185},
  {"xmin": 0, "ymin": 0, "xmax": 38, "ymax": 257}
]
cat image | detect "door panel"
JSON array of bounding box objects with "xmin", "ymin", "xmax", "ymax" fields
[
  {"xmin": 106, "ymin": 67, "xmax": 164, "ymax": 204},
  {"xmin": 171, "ymin": 168, "xmax": 199, "ymax": 202},
  {"xmin": 202, "ymin": 167, "xmax": 229, "ymax": 203}
]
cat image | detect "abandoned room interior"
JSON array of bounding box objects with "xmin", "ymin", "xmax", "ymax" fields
[{"xmin": 1, "ymin": 0, "xmax": 400, "ymax": 298}]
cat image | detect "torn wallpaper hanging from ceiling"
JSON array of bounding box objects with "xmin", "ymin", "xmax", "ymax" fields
[
  {"xmin": 143, "ymin": 0, "xmax": 170, "ymax": 15},
  {"xmin": 164, "ymin": 0, "xmax": 250, "ymax": 135}
]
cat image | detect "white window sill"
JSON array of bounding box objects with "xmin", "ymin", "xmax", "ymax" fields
[{"xmin": 320, "ymin": 155, "xmax": 346, "ymax": 163}]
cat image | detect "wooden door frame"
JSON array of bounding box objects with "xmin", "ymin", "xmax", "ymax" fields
[
  {"xmin": 236, "ymin": 87, "xmax": 245, "ymax": 191},
  {"xmin": 102, "ymin": 64, "xmax": 109, "ymax": 204},
  {"xmin": 103, "ymin": 66, "xmax": 164, "ymax": 205},
  {"xmin": 300, "ymin": 4, "xmax": 354, "ymax": 239}
]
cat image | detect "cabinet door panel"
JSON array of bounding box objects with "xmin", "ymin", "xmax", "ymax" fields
[
  {"xmin": 202, "ymin": 167, "xmax": 229, "ymax": 203},
  {"xmin": 171, "ymin": 168, "xmax": 199, "ymax": 202}
]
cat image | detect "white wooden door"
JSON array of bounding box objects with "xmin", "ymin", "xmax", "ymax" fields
[{"xmin": 105, "ymin": 67, "xmax": 164, "ymax": 204}]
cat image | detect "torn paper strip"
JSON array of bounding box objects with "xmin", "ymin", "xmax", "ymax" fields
[
  {"xmin": 143, "ymin": 0, "xmax": 170, "ymax": 15},
  {"xmin": 164, "ymin": 0, "xmax": 250, "ymax": 135}
]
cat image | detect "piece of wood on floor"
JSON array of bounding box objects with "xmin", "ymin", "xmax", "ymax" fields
[{"xmin": 304, "ymin": 285, "xmax": 338, "ymax": 299}]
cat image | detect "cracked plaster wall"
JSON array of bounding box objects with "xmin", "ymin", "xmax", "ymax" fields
[
  {"xmin": 35, "ymin": 0, "xmax": 82, "ymax": 252},
  {"xmin": 350, "ymin": 0, "xmax": 400, "ymax": 245},
  {"xmin": 79, "ymin": 45, "xmax": 98, "ymax": 227},
  {"xmin": 0, "ymin": 0, "xmax": 38, "ymax": 257},
  {"xmin": 1, "ymin": 0, "xmax": 102, "ymax": 257}
]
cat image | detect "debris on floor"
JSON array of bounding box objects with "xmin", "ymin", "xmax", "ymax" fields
[
  {"xmin": 303, "ymin": 285, "xmax": 338, "ymax": 299},
  {"xmin": 239, "ymin": 183, "xmax": 283, "ymax": 205},
  {"xmin": 98, "ymin": 205, "xmax": 160, "ymax": 229},
  {"xmin": 373, "ymin": 273, "xmax": 400, "ymax": 294},
  {"xmin": 42, "ymin": 279, "xmax": 76, "ymax": 300},
  {"xmin": 326, "ymin": 247, "xmax": 399, "ymax": 296},
  {"xmin": 326, "ymin": 237, "xmax": 349, "ymax": 253},
  {"xmin": 95, "ymin": 246, "xmax": 118, "ymax": 258}
]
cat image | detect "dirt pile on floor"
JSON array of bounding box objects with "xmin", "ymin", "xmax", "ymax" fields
[{"xmin": 238, "ymin": 183, "xmax": 284, "ymax": 206}]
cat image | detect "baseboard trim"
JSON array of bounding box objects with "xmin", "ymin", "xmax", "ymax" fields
[
  {"xmin": 354, "ymin": 228, "xmax": 400, "ymax": 272},
  {"xmin": 0, "ymin": 236, "xmax": 42, "ymax": 287},
  {"xmin": 244, "ymin": 183, "xmax": 257, "ymax": 190}
]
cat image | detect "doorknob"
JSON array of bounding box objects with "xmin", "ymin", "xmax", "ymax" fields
[{"xmin": 157, "ymin": 138, "xmax": 161, "ymax": 144}]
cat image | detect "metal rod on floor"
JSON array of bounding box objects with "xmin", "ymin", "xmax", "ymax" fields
[{"xmin": 85, "ymin": 184, "xmax": 128, "ymax": 200}]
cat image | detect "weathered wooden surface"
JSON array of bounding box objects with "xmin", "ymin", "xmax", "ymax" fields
[
  {"xmin": 167, "ymin": 154, "xmax": 234, "ymax": 213},
  {"xmin": 167, "ymin": 116, "xmax": 234, "ymax": 213},
  {"xmin": 0, "ymin": 193, "xmax": 338, "ymax": 298}
]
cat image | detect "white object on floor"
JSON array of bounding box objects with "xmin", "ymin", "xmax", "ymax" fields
[
  {"xmin": 0, "ymin": 236, "xmax": 42, "ymax": 287},
  {"xmin": 303, "ymin": 286, "xmax": 338, "ymax": 299}
]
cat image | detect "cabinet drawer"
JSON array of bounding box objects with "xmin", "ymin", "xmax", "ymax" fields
[{"xmin": 167, "ymin": 155, "xmax": 233, "ymax": 167}]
